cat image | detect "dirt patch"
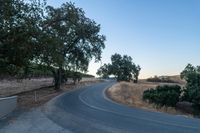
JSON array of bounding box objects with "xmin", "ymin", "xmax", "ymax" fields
[
  {"xmin": 0, "ymin": 77, "xmax": 102, "ymax": 109},
  {"xmin": 16, "ymin": 79, "xmax": 102, "ymax": 109},
  {"xmin": 107, "ymin": 81, "xmax": 193, "ymax": 117},
  {"xmin": 0, "ymin": 78, "xmax": 100, "ymax": 97}
]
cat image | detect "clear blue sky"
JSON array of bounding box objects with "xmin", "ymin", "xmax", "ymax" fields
[{"xmin": 48, "ymin": 0, "xmax": 200, "ymax": 78}]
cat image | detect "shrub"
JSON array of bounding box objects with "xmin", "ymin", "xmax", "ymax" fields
[
  {"xmin": 181, "ymin": 64, "xmax": 200, "ymax": 114},
  {"xmin": 143, "ymin": 85, "xmax": 181, "ymax": 107},
  {"xmin": 146, "ymin": 76, "xmax": 176, "ymax": 83},
  {"xmin": 146, "ymin": 76, "xmax": 161, "ymax": 82}
]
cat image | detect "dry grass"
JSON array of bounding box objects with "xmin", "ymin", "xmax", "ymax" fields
[
  {"xmin": 0, "ymin": 77, "xmax": 99, "ymax": 97},
  {"xmin": 0, "ymin": 78, "xmax": 102, "ymax": 109},
  {"xmin": 0, "ymin": 78, "xmax": 53, "ymax": 97},
  {"xmin": 107, "ymin": 81, "xmax": 192, "ymax": 116},
  {"xmin": 166, "ymin": 75, "xmax": 186, "ymax": 85},
  {"xmin": 17, "ymin": 79, "xmax": 102, "ymax": 109}
]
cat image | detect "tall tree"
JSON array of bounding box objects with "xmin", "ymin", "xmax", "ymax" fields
[
  {"xmin": 97, "ymin": 53, "xmax": 141, "ymax": 82},
  {"xmin": 40, "ymin": 2, "xmax": 105, "ymax": 89},
  {"xmin": 0, "ymin": 1, "xmax": 106, "ymax": 90},
  {"xmin": 133, "ymin": 65, "xmax": 141, "ymax": 83},
  {"xmin": 0, "ymin": 0, "xmax": 45, "ymax": 76}
]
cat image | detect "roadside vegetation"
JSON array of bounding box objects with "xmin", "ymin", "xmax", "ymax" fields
[
  {"xmin": 143, "ymin": 64, "xmax": 200, "ymax": 115},
  {"xmin": 97, "ymin": 53, "xmax": 141, "ymax": 83},
  {"xmin": 1, "ymin": 0, "xmax": 199, "ymax": 118},
  {"xmin": 0, "ymin": 0, "xmax": 105, "ymax": 90},
  {"xmin": 180, "ymin": 64, "xmax": 200, "ymax": 114},
  {"xmin": 17, "ymin": 79, "xmax": 101, "ymax": 109},
  {"xmin": 107, "ymin": 81, "xmax": 185, "ymax": 115},
  {"xmin": 107, "ymin": 64, "xmax": 200, "ymax": 116},
  {"xmin": 146, "ymin": 76, "xmax": 177, "ymax": 83},
  {"xmin": 143, "ymin": 85, "xmax": 181, "ymax": 107}
]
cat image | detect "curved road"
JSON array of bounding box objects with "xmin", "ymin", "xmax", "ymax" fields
[{"xmin": 45, "ymin": 81, "xmax": 200, "ymax": 133}]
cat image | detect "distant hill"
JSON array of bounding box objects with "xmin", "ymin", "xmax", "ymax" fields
[
  {"xmin": 146, "ymin": 75, "xmax": 186, "ymax": 85},
  {"xmin": 166, "ymin": 75, "xmax": 186, "ymax": 85}
]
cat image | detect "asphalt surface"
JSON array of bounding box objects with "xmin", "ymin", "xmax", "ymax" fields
[
  {"xmin": 0, "ymin": 108, "xmax": 72, "ymax": 133},
  {"xmin": 44, "ymin": 81, "xmax": 200, "ymax": 133}
]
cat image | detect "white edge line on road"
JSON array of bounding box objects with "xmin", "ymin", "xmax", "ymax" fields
[{"xmin": 78, "ymin": 84, "xmax": 200, "ymax": 130}]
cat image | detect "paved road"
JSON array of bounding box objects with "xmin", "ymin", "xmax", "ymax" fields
[
  {"xmin": 44, "ymin": 81, "xmax": 200, "ymax": 133},
  {"xmin": 0, "ymin": 108, "xmax": 72, "ymax": 133}
]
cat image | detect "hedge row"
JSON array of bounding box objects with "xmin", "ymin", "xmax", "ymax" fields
[{"xmin": 143, "ymin": 85, "xmax": 181, "ymax": 107}]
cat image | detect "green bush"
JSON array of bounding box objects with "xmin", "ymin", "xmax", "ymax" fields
[
  {"xmin": 181, "ymin": 64, "xmax": 200, "ymax": 113},
  {"xmin": 143, "ymin": 85, "xmax": 181, "ymax": 107}
]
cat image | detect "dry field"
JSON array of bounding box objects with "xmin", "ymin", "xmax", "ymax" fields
[
  {"xmin": 107, "ymin": 80, "xmax": 192, "ymax": 116},
  {"xmin": 18, "ymin": 80, "xmax": 102, "ymax": 109},
  {"xmin": 0, "ymin": 77, "xmax": 99, "ymax": 97},
  {"xmin": 0, "ymin": 78, "xmax": 53, "ymax": 97},
  {"xmin": 0, "ymin": 78, "xmax": 102, "ymax": 109}
]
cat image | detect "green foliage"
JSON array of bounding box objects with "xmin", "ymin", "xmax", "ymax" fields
[
  {"xmin": 40, "ymin": 2, "xmax": 105, "ymax": 89},
  {"xmin": 143, "ymin": 85, "xmax": 181, "ymax": 107},
  {"xmin": 42, "ymin": 2, "xmax": 105, "ymax": 70},
  {"xmin": 144, "ymin": 64, "xmax": 200, "ymax": 113},
  {"xmin": 0, "ymin": 1, "xmax": 105, "ymax": 89},
  {"xmin": 96, "ymin": 64, "xmax": 110, "ymax": 78},
  {"xmin": 97, "ymin": 53, "xmax": 141, "ymax": 82},
  {"xmin": 110, "ymin": 54, "xmax": 133, "ymax": 81},
  {"xmin": 133, "ymin": 65, "xmax": 141, "ymax": 83},
  {"xmin": 180, "ymin": 64, "xmax": 198, "ymax": 80},
  {"xmin": 0, "ymin": 0, "xmax": 44, "ymax": 75},
  {"xmin": 181, "ymin": 64, "xmax": 200, "ymax": 112},
  {"xmin": 25, "ymin": 63, "xmax": 53, "ymax": 78}
]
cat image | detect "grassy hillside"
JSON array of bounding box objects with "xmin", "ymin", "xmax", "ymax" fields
[{"xmin": 146, "ymin": 75, "xmax": 186, "ymax": 85}]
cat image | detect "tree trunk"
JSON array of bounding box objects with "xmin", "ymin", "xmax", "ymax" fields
[
  {"xmin": 134, "ymin": 76, "xmax": 138, "ymax": 83},
  {"xmin": 73, "ymin": 77, "xmax": 77, "ymax": 85},
  {"xmin": 52, "ymin": 67, "xmax": 62, "ymax": 90}
]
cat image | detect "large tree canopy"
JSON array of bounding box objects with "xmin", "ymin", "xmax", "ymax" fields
[
  {"xmin": 0, "ymin": 0, "xmax": 106, "ymax": 89},
  {"xmin": 41, "ymin": 3, "xmax": 105, "ymax": 89},
  {"xmin": 41, "ymin": 3, "xmax": 105, "ymax": 69},
  {"xmin": 97, "ymin": 53, "xmax": 141, "ymax": 82},
  {"xmin": 0, "ymin": 0, "xmax": 44, "ymax": 75}
]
